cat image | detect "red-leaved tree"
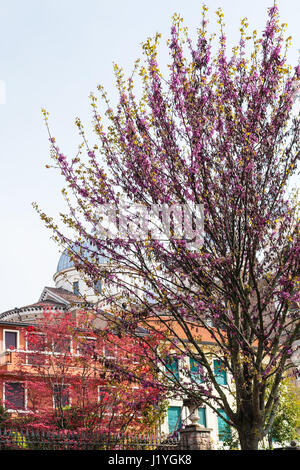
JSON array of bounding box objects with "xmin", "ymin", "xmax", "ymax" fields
[{"xmin": 9, "ymin": 308, "xmax": 166, "ymax": 433}]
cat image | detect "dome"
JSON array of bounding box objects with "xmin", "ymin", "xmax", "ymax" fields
[
  {"xmin": 56, "ymin": 251, "xmax": 76, "ymax": 273},
  {"xmin": 56, "ymin": 242, "xmax": 108, "ymax": 274}
]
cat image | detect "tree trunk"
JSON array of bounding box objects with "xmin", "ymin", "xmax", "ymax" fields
[
  {"xmin": 238, "ymin": 430, "xmax": 261, "ymax": 450},
  {"xmin": 268, "ymin": 433, "xmax": 273, "ymax": 450},
  {"xmin": 236, "ymin": 386, "xmax": 264, "ymax": 450}
]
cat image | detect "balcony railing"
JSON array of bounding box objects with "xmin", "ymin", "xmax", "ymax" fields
[
  {"xmin": 0, "ymin": 349, "xmax": 127, "ymax": 369},
  {"xmin": 0, "ymin": 351, "xmax": 12, "ymax": 366}
]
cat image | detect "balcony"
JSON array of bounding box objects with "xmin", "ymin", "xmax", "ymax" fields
[{"xmin": 0, "ymin": 351, "xmax": 12, "ymax": 366}]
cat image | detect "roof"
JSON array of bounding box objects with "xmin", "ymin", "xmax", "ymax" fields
[
  {"xmin": 0, "ymin": 287, "xmax": 80, "ymax": 323},
  {"xmin": 146, "ymin": 316, "xmax": 218, "ymax": 345},
  {"xmin": 0, "ymin": 319, "xmax": 35, "ymax": 327},
  {"xmin": 40, "ymin": 287, "xmax": 85, "ymax": 305},
  {"xmin": 20, "ymin": 300, "xmax": 66, "ymax": 310}
]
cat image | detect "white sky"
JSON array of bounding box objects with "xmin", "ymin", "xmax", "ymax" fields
[{"xmin": 0, "ymin": 0, "xmax": 299, "ymax": 313}]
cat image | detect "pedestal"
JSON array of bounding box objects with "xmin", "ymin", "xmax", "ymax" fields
[{"xmin": 180, "ymin": 424, "xmax": 213, "ymax": 450}]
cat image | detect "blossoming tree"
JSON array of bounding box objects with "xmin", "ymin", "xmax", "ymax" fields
[{"xmin": 35, "ymin": 5, "xmax": 299, "ymax": 449}]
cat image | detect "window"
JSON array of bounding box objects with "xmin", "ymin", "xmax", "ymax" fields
[
  {"xmin": 190, "ymin": 358, "xmax": 203, "ymax": 383},
  {"xmin": 98, "ymin": 386, "xmax": 117, "ymax": 415},
  {"xmin": 53, "ymin": 384, "xmax": 70, "ymax": 409},
  {"xmin": 52, "ymin": 336, "xmax": 71, "ymax": 354},
  {"xmin": 213, "ymin": 360, "xmax": 227, "ymax": 385},
  {"xmin": 77, "ymin": 337, "xmax": 96, "ymax": 357},
  {"xmin": 27, "ymin": 332, "xmax": 46, "ymax": 352},
  {"xmin": 198, "ymin": 407, "xmax": 207, "ymax": 427},
  {"xmin": 104, "ymin": 343, "xmax": 117, "ymax": 360},
  {"xmin": 73, "ymin": 281, "xmax": 80, "ymax": 296},
  {"xmin": 168, "ymin": 406, "xmax": 182, "ymax": 434},
  {"xmin": 217, "ymin": 409, "xmax": 231, "ymax": 441},
  {"xmin": 4, "ymin": 330, "xmax": 18, "ymax": 350},
  {"xmin": 165, "ymin": 356, "xmax": 179, "ymax": 380},
  {"xmin": 4, "ymin": 382, "xmax": 25, "ymax": 410},
  {"xmin": 94, "ymin": 279, "xmax": 102, "ymax": 294},
  {"xmin": 98, "ymin": 386, "xmax": 110, "ymax": 402},
  {"xmin": 143, "ymin": 280, "xmax": 156, "ymax": 303},
  {"xmin": 131, "ymin": 352, "xmax": 139, "ymax": 365},
  {"xmin": 26, "ymin": 333, "xmax": 46, "ymax": 365}
]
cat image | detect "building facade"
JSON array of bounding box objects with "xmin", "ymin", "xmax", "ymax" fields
[{"xmin": 0, "ymin": 247, "xmax": 234, "ymax": 447}]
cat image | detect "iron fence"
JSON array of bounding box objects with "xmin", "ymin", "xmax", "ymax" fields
[{"xmin": 0, "ymin": 428, "xmax": 182, "ymax": 451}]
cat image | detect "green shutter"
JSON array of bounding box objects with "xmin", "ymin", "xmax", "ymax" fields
[
  {"xmin": 217, "ymin": 409, "xmax": 231, "ymax": 441},
  {"xmin": 213, "ymin": 360, "xmax": 227, "ymax": 385},
  {"xmin": 198, "ymin": 407, "xmax": 207, "ymax": 427},
  {"xmin": 168, "ymin": 406, "xmax": 182, "ymax": 434},
  {"xmin": 166, "ymin": 356, "xmax": 179, "ymax": 380}
]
